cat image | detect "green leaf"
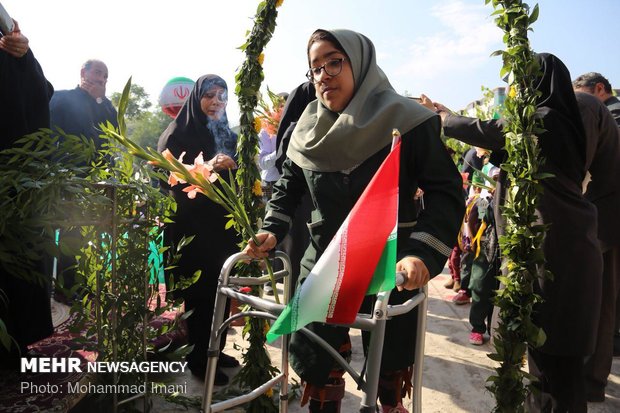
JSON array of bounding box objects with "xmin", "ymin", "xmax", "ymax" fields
[
  {"xmin": 532, "ymin": 326, "xmax": 547, "ymax": 347},
  {"xmin": 176, "ymin": 235, "xmax": 195, "ymax": 253},
  {"xmin": 532, "ymin": 172, "xmax": 554, "ymax": 180},
  {"xmin": 116, "ymin": 77, "xmax": 133, "ymax": 136},
  {"xmin": 487, "ymin": 352, "xmax": 504, "ymax": 362},
  {"xmin": 528, "ymin": 4, "xmax": 540, "ymax": 24},
  {"xmin": 500, "ymin": 65, "xmax": 511, "ymax": 82},
  {"xmin": 225, "ymin": 218, "xmax": 235, "ymax": 230}
]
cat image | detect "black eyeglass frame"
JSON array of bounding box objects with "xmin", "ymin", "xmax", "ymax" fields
[{"xmin": 305, "ymin": 58, "xmax": 347, "ymax": 83}]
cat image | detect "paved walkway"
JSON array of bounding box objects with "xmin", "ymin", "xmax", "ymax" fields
[{"xmin": 151, "ymin": 268, "xmax": 620, "ymax": 412}]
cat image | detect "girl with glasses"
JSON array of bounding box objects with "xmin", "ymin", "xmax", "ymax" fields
[{"xmin": 244, "ymin": 29, "xmax": 464, "ymax": 412}]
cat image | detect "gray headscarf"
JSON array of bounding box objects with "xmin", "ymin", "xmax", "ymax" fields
[{"xmin": 287, "ymin": 29, "xmax": 436, "ymax": 172}]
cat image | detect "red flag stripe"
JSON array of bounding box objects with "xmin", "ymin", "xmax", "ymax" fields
[{"xmin": 326, "ymin": 142, "xmax": 400, "ymax": 323}]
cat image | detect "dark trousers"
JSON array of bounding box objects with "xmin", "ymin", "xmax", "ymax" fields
[
  {"xmin": 184, "ymin": 294, "xmax": 230, "ymax": 367},
  {"xmin": 0, "ymin": 262, "xmax": 53, "ymax": 369},
  {"xmin": 526, "ymin": 347, "xmax": 587, "ymax": 413},
  {"xmin": 584, "ymin": 245, "xmax": 620, "ymax": 398},
  {"xmin": 459, "ymin": 249, "xmax": 473, "ymax": 291},
  {"xmin": 469, "ymin": 253, "xmax": 499, "ymax": 334},
  {"xmin": 162, "ymin": 217, "xmax": 238, "ymax": 368}
]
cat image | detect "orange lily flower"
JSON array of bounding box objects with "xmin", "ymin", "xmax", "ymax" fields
[
  {"xmin": 189, "ymin": 152, "xmax": 218, "ymax": 183},
  {"xmin": 183, "ymin": 185, "xmax": 204, "ymax": 199}
]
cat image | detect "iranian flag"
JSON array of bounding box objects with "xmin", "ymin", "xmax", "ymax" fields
[{"xmin": 266, "ymin": 138, "xmax": 401, "ymax": 343}]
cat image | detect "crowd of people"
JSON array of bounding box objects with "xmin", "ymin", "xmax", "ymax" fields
[
  {"xmin": 2, "ymin": 13, "xmax": 620, "ymax": 413},
  {"xmin": 418, "ymin": 60, "xmax": 620, "ymax": 413}
]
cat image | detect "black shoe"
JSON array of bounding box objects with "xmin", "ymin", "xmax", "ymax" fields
[
  {"xmin": 586, "ymin": 383, "xmax": 606, "ymax": 403},
  {"xmin": 218, "ymin": 352, "xmax": 240, "ymax": 368},
  {"xmin": 613, "ymin": 335, "xmax": 620, "ymax": 357},
  {"xmin": 188, "ymin": 363, "xmax": 229, "ymax": 386}
]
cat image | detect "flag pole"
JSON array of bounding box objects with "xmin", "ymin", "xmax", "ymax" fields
[{"xmin": 391, "ymin": 128, "xmax": 401, "ymax": 150}]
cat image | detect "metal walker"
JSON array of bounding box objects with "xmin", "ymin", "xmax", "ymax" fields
[{"xmin": 201, "ymin": 251, "xmax": 428, "ymax": 413}]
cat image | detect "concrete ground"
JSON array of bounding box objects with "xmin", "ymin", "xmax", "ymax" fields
[{"xmin": 149, "ymin": 268, "xmax": 620, "ymax": 412}]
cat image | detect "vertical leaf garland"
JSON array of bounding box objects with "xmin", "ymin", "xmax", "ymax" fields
[
  {"xmin": 233, "ymin": 1, "xmax": 282, "ymax": 412},
  {"xmin": 485, "ymin": 1, "xmax": 548, "ymax": 412}
]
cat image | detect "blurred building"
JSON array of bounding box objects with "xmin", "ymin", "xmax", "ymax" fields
[{"xmin": 463, "ymin": 86, "xmax": 506, "ymax": 119}]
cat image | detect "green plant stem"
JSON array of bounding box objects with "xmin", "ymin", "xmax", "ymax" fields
[
  {"xmin": 232, "ymin": 1, "xmax": 282, "ymax": 411},
  {"xmin": 486, "ymin": 1, "xmax": 547, "ymax": 412}
]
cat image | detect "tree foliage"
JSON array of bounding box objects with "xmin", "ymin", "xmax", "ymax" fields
[
  {"xmin": 111, "ymin": 83, "xmax": 170, "ymax": 149},
  {"xmin": 128, "ymin": 110, "xmax": 171, "ymax": 149},
  {"xmin": 111, "ymin": 84, "xmax": 152, "ymax": 119},
  {"xmin": 0, "ymin": 125, "xmax": 178, "ymax": 400}
]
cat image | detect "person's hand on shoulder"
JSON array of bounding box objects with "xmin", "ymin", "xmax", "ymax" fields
[
  {"xmin": 419, "ymin": 94, "xmax": 436, "ymax": 112},
  {"xmin": 243, "ymin": 232, "xmax": 277, "ymax": 259},
  {"xmin": 396, "ymin": 256, "xmax": 430, "ymax": 291},
  {"xmin": 0, "ymin": 20, "xmax": 29, "ymax": 58},
  {"xmin": 420, "ymin": 94, "xmax": 451, "ymax": 123}
]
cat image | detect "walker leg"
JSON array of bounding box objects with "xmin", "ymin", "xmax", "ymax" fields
[
  {"xmin": 359, "ymin": 318, "xmax": 386, "ymax": 412},
  {"xmin": 279, "ymin": 271, "xmax": 291, "ymax": 413},
  {"xmin": 410, "ymin": 285, "xmax": 428, "ymax": 413},
  {"xmin": 201, "ymin": 284, "xmax": 229, "ymax": 412}
]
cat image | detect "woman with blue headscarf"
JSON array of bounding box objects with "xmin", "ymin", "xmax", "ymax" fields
[{"xmin": 158, "ymin": 74, "xmax": 240, "ymax": 385}]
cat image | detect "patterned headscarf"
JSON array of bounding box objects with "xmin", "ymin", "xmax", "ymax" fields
[{"xmin": 158, "ymin": 74, "xmax": 237, "ymax": 161}]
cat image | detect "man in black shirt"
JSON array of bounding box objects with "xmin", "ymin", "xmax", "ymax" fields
[
  {"xmin": 49, "ymin": 59, "xmax": 118, "ymax": 297},
  {"xmin": 50, "ymin": 59, "xmax": 118, "ymax": 148},
  {"xmin": 573, "ymin": 72, "xmax": 620, "ymax": 127}
]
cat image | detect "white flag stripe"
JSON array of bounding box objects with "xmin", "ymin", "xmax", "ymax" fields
[{"xmin": 293, "ymin": 226, "xmax": 345, "ymax": 327}]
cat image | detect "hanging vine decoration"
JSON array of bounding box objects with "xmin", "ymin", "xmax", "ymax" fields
[
  {"xmin": 232, "ymin": 1, "xmax": 283, "ymax": 412},
  {"xmin": 485, "ymin": 1, "xmax": 549, "ymax": 412}
]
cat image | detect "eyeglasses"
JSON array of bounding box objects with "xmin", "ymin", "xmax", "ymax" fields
[
  {"xmin": 305, "ymin": 58, "xmax": 347, "ymax": 83},
  {"xmin": 203, "ymin": 90, "xmax": 228, "ymax": 103}
]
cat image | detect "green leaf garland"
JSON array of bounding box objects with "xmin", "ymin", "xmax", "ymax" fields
[
  {"xmin": 485, "ymin": 1, "xmax": 549, "ymax": 412},
  {"xmin": 232, "ymin": 1, "xmax": 283, "ymax": 412}
]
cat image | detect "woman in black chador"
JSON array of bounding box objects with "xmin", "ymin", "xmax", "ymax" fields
[
  {"xmin": 426, "ymin": 53, "xmax": 620, "ymax": 412},
  {"xmin": 158, "ymin": 74, "xmax": 240, "ymax": 385},
  {"xmin": 0, "ymin": 20, "xmax": 55, "ymax": 369}
]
